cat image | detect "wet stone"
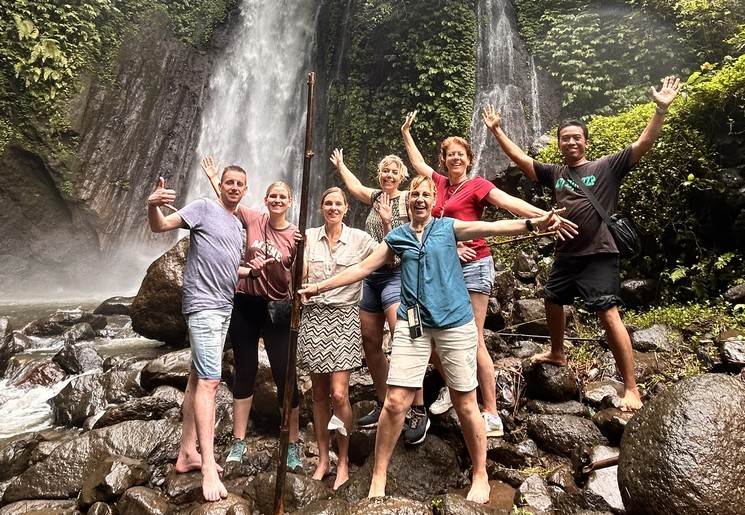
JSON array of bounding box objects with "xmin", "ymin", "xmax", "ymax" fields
[
  {"xmin": 79, "ymin": 455, "xmax": 150, "ymax": 507},
  {"xmin": 523, "ymin": 360, "xmax": 580, "ymax": 403},
  {"xmin": 244, "ymin": 472, "xmax": 331, "ymax": 515},
  {"xmin": 591, "ymin": 408, "xmax": 631, "ymax": 445},
  {"xmin": 526, "ymin": 414, "xmax": 608, "ymax": 459},
  {"xmin": 52, "ymin": 343, "xmax": 103, "ymax": 375},
  {"xmin": 525, "ymin": 399, "xmax": 590, "ymax": 417},
  {"xmin": 347, "ymin": 496, "xmax": 431, "ymax": 515},
  {"xmin": 293, "ymin": 498, "xmax": 350, "ymax": 515},
  {"xmin": 115, "ymin": 486, "xmax": 170, "ymax": 515},
  {"xmin": 515, "ymin": 474, "xmax": 552, "ymax": 514},
  {"xmin": 0, "ymin": 499, "xmax": 79, "ymax": 515},
  {"xmin": 631, "ymin": 324, "xmax": 683, "ymax": 353},
  {"xmin": 93, "ymin": 296, "xmax": 135, "ymax": 316}
]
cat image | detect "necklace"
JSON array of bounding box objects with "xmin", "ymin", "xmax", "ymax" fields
[{"xmin": 410, "ymin": 218, "xmax": 432, "ymax": 233}]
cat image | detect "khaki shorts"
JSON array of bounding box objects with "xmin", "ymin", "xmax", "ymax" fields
[{"xmin": 387, "ymin": 318, "xmax": 478, "ymax": 392}]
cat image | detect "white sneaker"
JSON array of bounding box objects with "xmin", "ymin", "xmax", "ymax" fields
[
  {"xmin": 429, "ymin": 386, "xmax": 453, "ymax": 415},
  {"xmin": 483, "ymin": 411, "xmax": 504, "ymax": 437}
]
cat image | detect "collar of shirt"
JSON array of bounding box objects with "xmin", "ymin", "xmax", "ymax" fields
[{"xmin": 317, "ymin": 222, "xmax": 350, "ymax": 246}]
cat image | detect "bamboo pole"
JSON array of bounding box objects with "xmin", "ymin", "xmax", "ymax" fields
[{"xmin": 274, "ymin": 72, "xmax": 315, "ymax": 515}]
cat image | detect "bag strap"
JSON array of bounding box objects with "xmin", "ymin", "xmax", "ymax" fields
[{"xmin": 565, "ymin": 167, "xmax": 613, "ymax": 226}]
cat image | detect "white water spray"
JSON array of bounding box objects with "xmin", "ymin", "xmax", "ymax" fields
[{"xmin": 189, "ymin": 0, "xmax": 321, "ymax": 222}]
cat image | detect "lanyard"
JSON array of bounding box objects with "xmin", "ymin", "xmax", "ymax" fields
[{"xmin": 438, "ymin": 179, "xmax": 469, "ymax": 218}]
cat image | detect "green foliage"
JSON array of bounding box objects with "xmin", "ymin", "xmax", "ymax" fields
[
  {"xmin": 514, "ymin": 0, "xmax": 697, "ymax": 116},
  {"xmin": 624, "ymin": 302, "xmax": 745, "ymax": 338},
  {"xmin": 327, "ymin": 0, "xmax": 477, "ymax": 182}
]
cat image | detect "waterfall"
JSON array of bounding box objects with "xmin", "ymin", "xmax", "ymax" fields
[
  {"xmin": 188, "ymin": 0, "xmax": 321, "ymax": 222},
  {"xmin": 470, "ymin": 0, "xmax": 543, "ymax": 178}
]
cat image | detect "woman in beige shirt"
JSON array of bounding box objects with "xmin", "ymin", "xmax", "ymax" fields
[{"xmin": 298, "ymin": 187, "xmax": 377, "ymax": 489}]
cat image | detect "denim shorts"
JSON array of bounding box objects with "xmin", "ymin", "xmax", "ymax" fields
[
  {"xmin": 359, "ymin": 268, "xmax": 402, "ymax": 313},
  {"xmin": 387, "ymin": 318, "xmax": 478, "ymax": 392},
  {"xmin": 185, "ymin": 307, "xmax": 232, "ymax": 380},
  {"xmin": 461, "ymin": 255, "xmax": 495, "ymax": 295}
]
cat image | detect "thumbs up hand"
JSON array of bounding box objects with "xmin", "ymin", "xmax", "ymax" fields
[{"xmin": 148, "ymin": 177, "xmax": 177, "ymax": 212}]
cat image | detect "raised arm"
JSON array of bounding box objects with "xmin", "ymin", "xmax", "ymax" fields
[
  {"xmin": 298, "ymin": 242, "xmax": 393, "ymax": 300},
  {"xmin": 147, "ymin": 177, "xmax": 184, "ymax": 233},
  {"xmin": 485, "ymin": 187, "xmax": 578, "ymax": 241},
  {"xmin": 200, "ymin": 156, "xmax": 221, "ymax": 198},
  {"xmin": 330, "ymin": 148, "xmax": 377, "ymax": 204},
  {"xmin": 454, "ymin": 208, "xmax": 568, "ymax": 241},
  {"xmin": 482, "ymin": 105, "xmax": 537, "ymax": 181},
  {"xmin": 401, "ymin": 110, "xmax": 435, "ymax": 178},
  {"xmin": 630, "ymin": 75, "xmax": 681, "ymax": 164}
]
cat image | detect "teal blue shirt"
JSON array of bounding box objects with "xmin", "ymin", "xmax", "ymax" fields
[{"xmin": 385, "ymin": 217, "xmax": 473, "ymax": 329}]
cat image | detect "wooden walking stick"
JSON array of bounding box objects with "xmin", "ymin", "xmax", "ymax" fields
[{"xmin": 274, "ymin": 71, "xmax": 316, "ymax": 515}]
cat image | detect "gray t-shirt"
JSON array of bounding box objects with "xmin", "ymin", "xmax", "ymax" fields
[{"xmin": 179, "ymin": 198, "xmax": 243, "ymax": 314}]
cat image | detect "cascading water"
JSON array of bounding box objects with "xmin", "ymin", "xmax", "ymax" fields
[
  {"xmin": 189, "ymin": 0, "xmax": 321, "ymax": 221},
  {"xmin": 470, "ymin": 0, "xmax": 544, "ymax": 178}
]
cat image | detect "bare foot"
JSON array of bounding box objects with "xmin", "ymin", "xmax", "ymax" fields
[
  {"xmin": 466, "ymin": 475, "xmax": 490, "ymax": 504},
  {"xmin": 368, "ymin": 474, "xmax": 386, "ymax": 498},
  {"xmin": 333, "ymin": 461, "xmax": 349, "ymax": 490},
  {"xmin": 311, "ymin": 460, "xmax": 331, "ymax": 481},
  {"xmin": 175, "ymin": 449, "xmax": 202, "ymax": 473},
  {"xmin": 530, "ymin": 350, "xmax": 567, "ymax": 366},
  {"xmin": 202, "ymin": 466, "xmax": 228, "ymax": 502},
  {"xmin": 619, "ymin": 389, "xmax": 643, "ymax": 413}
]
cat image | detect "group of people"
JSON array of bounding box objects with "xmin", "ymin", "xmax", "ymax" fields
[{"xmin": 146, "ymin": 75, "xmax": 681, "ymax": 503}]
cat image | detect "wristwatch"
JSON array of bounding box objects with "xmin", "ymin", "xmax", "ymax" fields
[{"xmin": 525, "ymin": 219, "xmax": 539, "ymax": 233}]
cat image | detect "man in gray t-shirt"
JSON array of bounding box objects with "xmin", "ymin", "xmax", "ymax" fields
[{"xmin": 148, "ymin": 167, "xmax": 248, "ymax": 502}]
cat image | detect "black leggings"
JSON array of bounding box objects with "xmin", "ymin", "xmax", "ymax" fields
[{"xmin": 228, "ymin": 293, "xmax": 299, "ymax": 407}]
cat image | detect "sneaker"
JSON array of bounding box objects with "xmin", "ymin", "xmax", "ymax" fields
[
  {"xmin": 286, "ymin": 442, "xmax": 303, "ymax": 473},
  {"xmin": 403, "ymin": 406, "xmax": 430, "ymax": 445},
  {"xmin": 226, "ymin": 438, "xmax": 246, "ymax": 463},
  {"xmin": 482, "ymin": 411, "xmax": 504, "ymax": 438},
  {"xmin": 429, "ymin": 386, "xmax": 453, "ymax": 415},
  {"xmin": 357, "ymin": 400, "xmax": 383, "ymax": 428}
]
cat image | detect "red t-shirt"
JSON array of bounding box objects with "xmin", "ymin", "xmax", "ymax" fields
[
  {"xmin": 235, "ymin": 206, "xmax": 298, "ymax": 300},
  {"xmin": 431, "ymin": 171, "xmax": 495, "ymax": 260}
]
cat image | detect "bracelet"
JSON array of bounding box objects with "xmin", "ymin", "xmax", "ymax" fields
[
  {"xmin": 315, "ymin": 284, "xmax": 320, "ymax": 294},
  {"xmin": 655, "ymin": 105, "xmax": 668, "ymax": 115}
]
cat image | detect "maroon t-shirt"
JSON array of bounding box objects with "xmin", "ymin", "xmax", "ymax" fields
[
  {"xmin": 235, "ymin": 206, "xmax": 297, "ymax": 300},
  {"xmin": 534, "ymin": 145, "xmax": 634, "ymax": 257},
  {"xmin": 431, "ymin": 171, "xmax": 495, "ymax": 261}
]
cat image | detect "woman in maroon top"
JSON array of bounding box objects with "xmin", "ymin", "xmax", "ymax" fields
[{"xmin": 401, "ymin": 111, "xmax": 573, "ymax": 435}]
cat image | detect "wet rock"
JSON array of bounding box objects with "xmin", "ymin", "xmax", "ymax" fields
[
  {"xmin": 151, "ymin": 384, "xmax": 185, "ymax": 405},
  {"xmin": 513, "ymin": 250, "xmax": 539, "ymax": 282},
  {"xmin": 491, "ymin": 269, "xmax": 516, "ymax": 311},
  {"xmin": 485, "ymin": 462, "xmax": 525, "ymax": 488},
  {"xmin": 102, "ymin": 354, "xmax": 151, "ymax": 373},
  {"xmin": 93, "ymin": 296, "xmax": 135, "ymax": 316},
  {"xmin": 486, "ymin": 438, "xmax": 539, "ymax": 469},
  {"xmin": 619, "ymin": 278, "xmax": 657, "ymax": 308},
  {"xmin": 62, "ymin": 322, "xmax": 96, "ymax": 343},
  {"xmin": 52, "ymin": 369, "xmax": 145, "ymax": 427},
  {"xmin": 140, "ymin": 348, "xmax": 191, "ymax": 391},
  {"xmin": 0, "ymin": 318, "xmax": 22, "ymax": 376},
  {"xmin": 723, "ymin": 282, "xmax": 745, "ymax": 303},
  {"xmin": 526, "ymin": 414, "xmax": 608, "ymax": 458},
  {"xmin": 162, "ymin": 471, "xmax": 202, "ymax": 505},
  {"xmin": 130, "ymin": 238, "xmax": 189, "ymax": 346},
  {"xmin": 52, "ymin": 343, "xmax": 103, "ymax": 375},
  {"xmin": 348, "ymin": 407, "xmax": 376, "ymax": 466},
  {"xmin": 0, "ymin": 499, "xmax": 79, "ymax": 515},
  {"xmin": 79, "ymin": 455, "xmax": 150, "ymax": 507},
  {"xmin": 249, "ymin": 348, "xmax": 281, "ymax": 429},
  {"xmin": 87, "ymin": 502, "xmax": 114, "ymax": 515},
  {"xmin": 631, "ymin": 324, "xmax": 683, "ymax": 353},
  {"xmin": 511, "ymin": 299, "xmax": 550, "ymax": 336},
  {"xmin": 523, "ymin": 360, "xmax": 579, "ymax": 402},
  {"xmin": 582, "ymin": 379, "xmax": 624, "ymax": 407},
  {"xmin": 583, "ymin": 446, "xmax": 622, "ymax": 512},
  {"xmin": 545, "ymin": 463, "xmax": 579, "ymax": 493},
  {"xmin": 514, "ymin": 474, "xmax": 552, "ymax": 514},
  {"xmin": 618, "ymin": 373, "xmax": 745, "ymax": 514},
  {"xmin": 0, "ymin": 433, "xmax": 42, "ymax": 481},
  {"xmin": 93, "ymin": 396, "xmax": 180, "ymax": 429},
  {"xmin": 525, "ymin": 399, "xmax": 590, "ymax": 417},
  {"xmin": 244, "ymin": 472, "xmax": 332, "ymax": 514},
  {"xmin": 633, "ymin": 351, "xmax": 665, "ymax": 383},
  {"xmin": 348, "ymin": 367, "xmax": 377, "ymax": 407},
  {"xmin": 189, "ymin": 493, "xmax": 252, "ymax": 514},
  {"xmin": 718, "ymin": 329, "xmax": 745, "ymax": 367},
  {"xmin": 340, "ymin": 435, "xmax": 464, "ymax": 503},
  {"xmin": 23, "ymin": 309, "xmax": 107, "ymax": 337},
  {"xmin": 591, "ymin": 408, "xmax": 631, "ymax": 445},
  {"xmin": 293, "ymin": 498, "xmax": 350, "ymax": 515},
  {"xmin": 2, "ymin": 419, "xmax": 180, "ymax": 503},
  {"xmin": 115, "ymin": 486, "xmax": 170, "ymax": 514},
  {"xmin": 347, "ymin": 496, "xmax": 431, "ymax": 514},
  {"xmin": 11, "ymin": 361, "xmax": 66, "ymax": 388}
]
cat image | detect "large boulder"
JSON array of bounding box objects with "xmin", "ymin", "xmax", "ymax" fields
[
  {"xmin": 130, "ymin": 238, "xmax": 189, "ymax": 346},
  {"xmin": 618, "ymin": 373, "xmax": 745, "ymax": 514}
]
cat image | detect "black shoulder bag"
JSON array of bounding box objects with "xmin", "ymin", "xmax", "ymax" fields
[{"xmin": 565, "ymin": 168, "xmax": 641, "ymax": 259}]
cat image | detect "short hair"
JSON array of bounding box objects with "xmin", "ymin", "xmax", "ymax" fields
[
  {"xmin": 377, "ymin": 155, "xmax": 409, "ymax": 181},
  {"xmin": 265, "ymin": 181, "xmax": 292, "ymax": 200},
  {"xmin": 439, "ymin": 136, "xmax": 475, "ymax": 172},
  {"xmin": 557, "ymin": 120, "xmax": 589, "ymax": 140},
  {"xmin": 221, "ymin": 165, "xmax": 247, "ymax": 181},
  {"xmin": 409, "ymin": 175, "xmax": 437, "ymax": 199},
  {"xmin": 320, "ymin": 186, "xmax": 347, "ymax": 206}
]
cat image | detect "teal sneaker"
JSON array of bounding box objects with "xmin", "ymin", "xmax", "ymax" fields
[
  {"xmin": 286, "ymin": 442, "xmax": 303, "ymax": 473},
  {"xmin": 226, "ymin": 438, "xmax": 246, "ymax": 463}
]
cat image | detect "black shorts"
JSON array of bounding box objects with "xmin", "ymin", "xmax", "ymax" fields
[{"xmin": 543, "ymin": 253, "xmax": 622, "ymax": 312}]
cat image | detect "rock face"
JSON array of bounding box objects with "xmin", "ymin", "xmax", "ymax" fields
[
  {"xmin": 618, "ymin": 373, "xmax": 745, "ymax": 514},
  {"xmin": 130, "ymin": 238, "xmax": 189, "ymax": 346}
]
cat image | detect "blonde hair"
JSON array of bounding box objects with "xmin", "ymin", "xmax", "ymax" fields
[
  {"xmin": 409, "ymin": 175, "xmax": 437, "ymax": 199},
  {"xmin": 265, "ymin": 181, "xmax": 292, "ymax": 200},
  {"xmin": 377, "ymin": 155, "xmax": 409, "ymax": 181}
]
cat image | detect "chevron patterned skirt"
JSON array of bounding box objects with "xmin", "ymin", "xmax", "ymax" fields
[{"xmin": 298, "ymin": 303, "xmax": 362, "ymax": 373}]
